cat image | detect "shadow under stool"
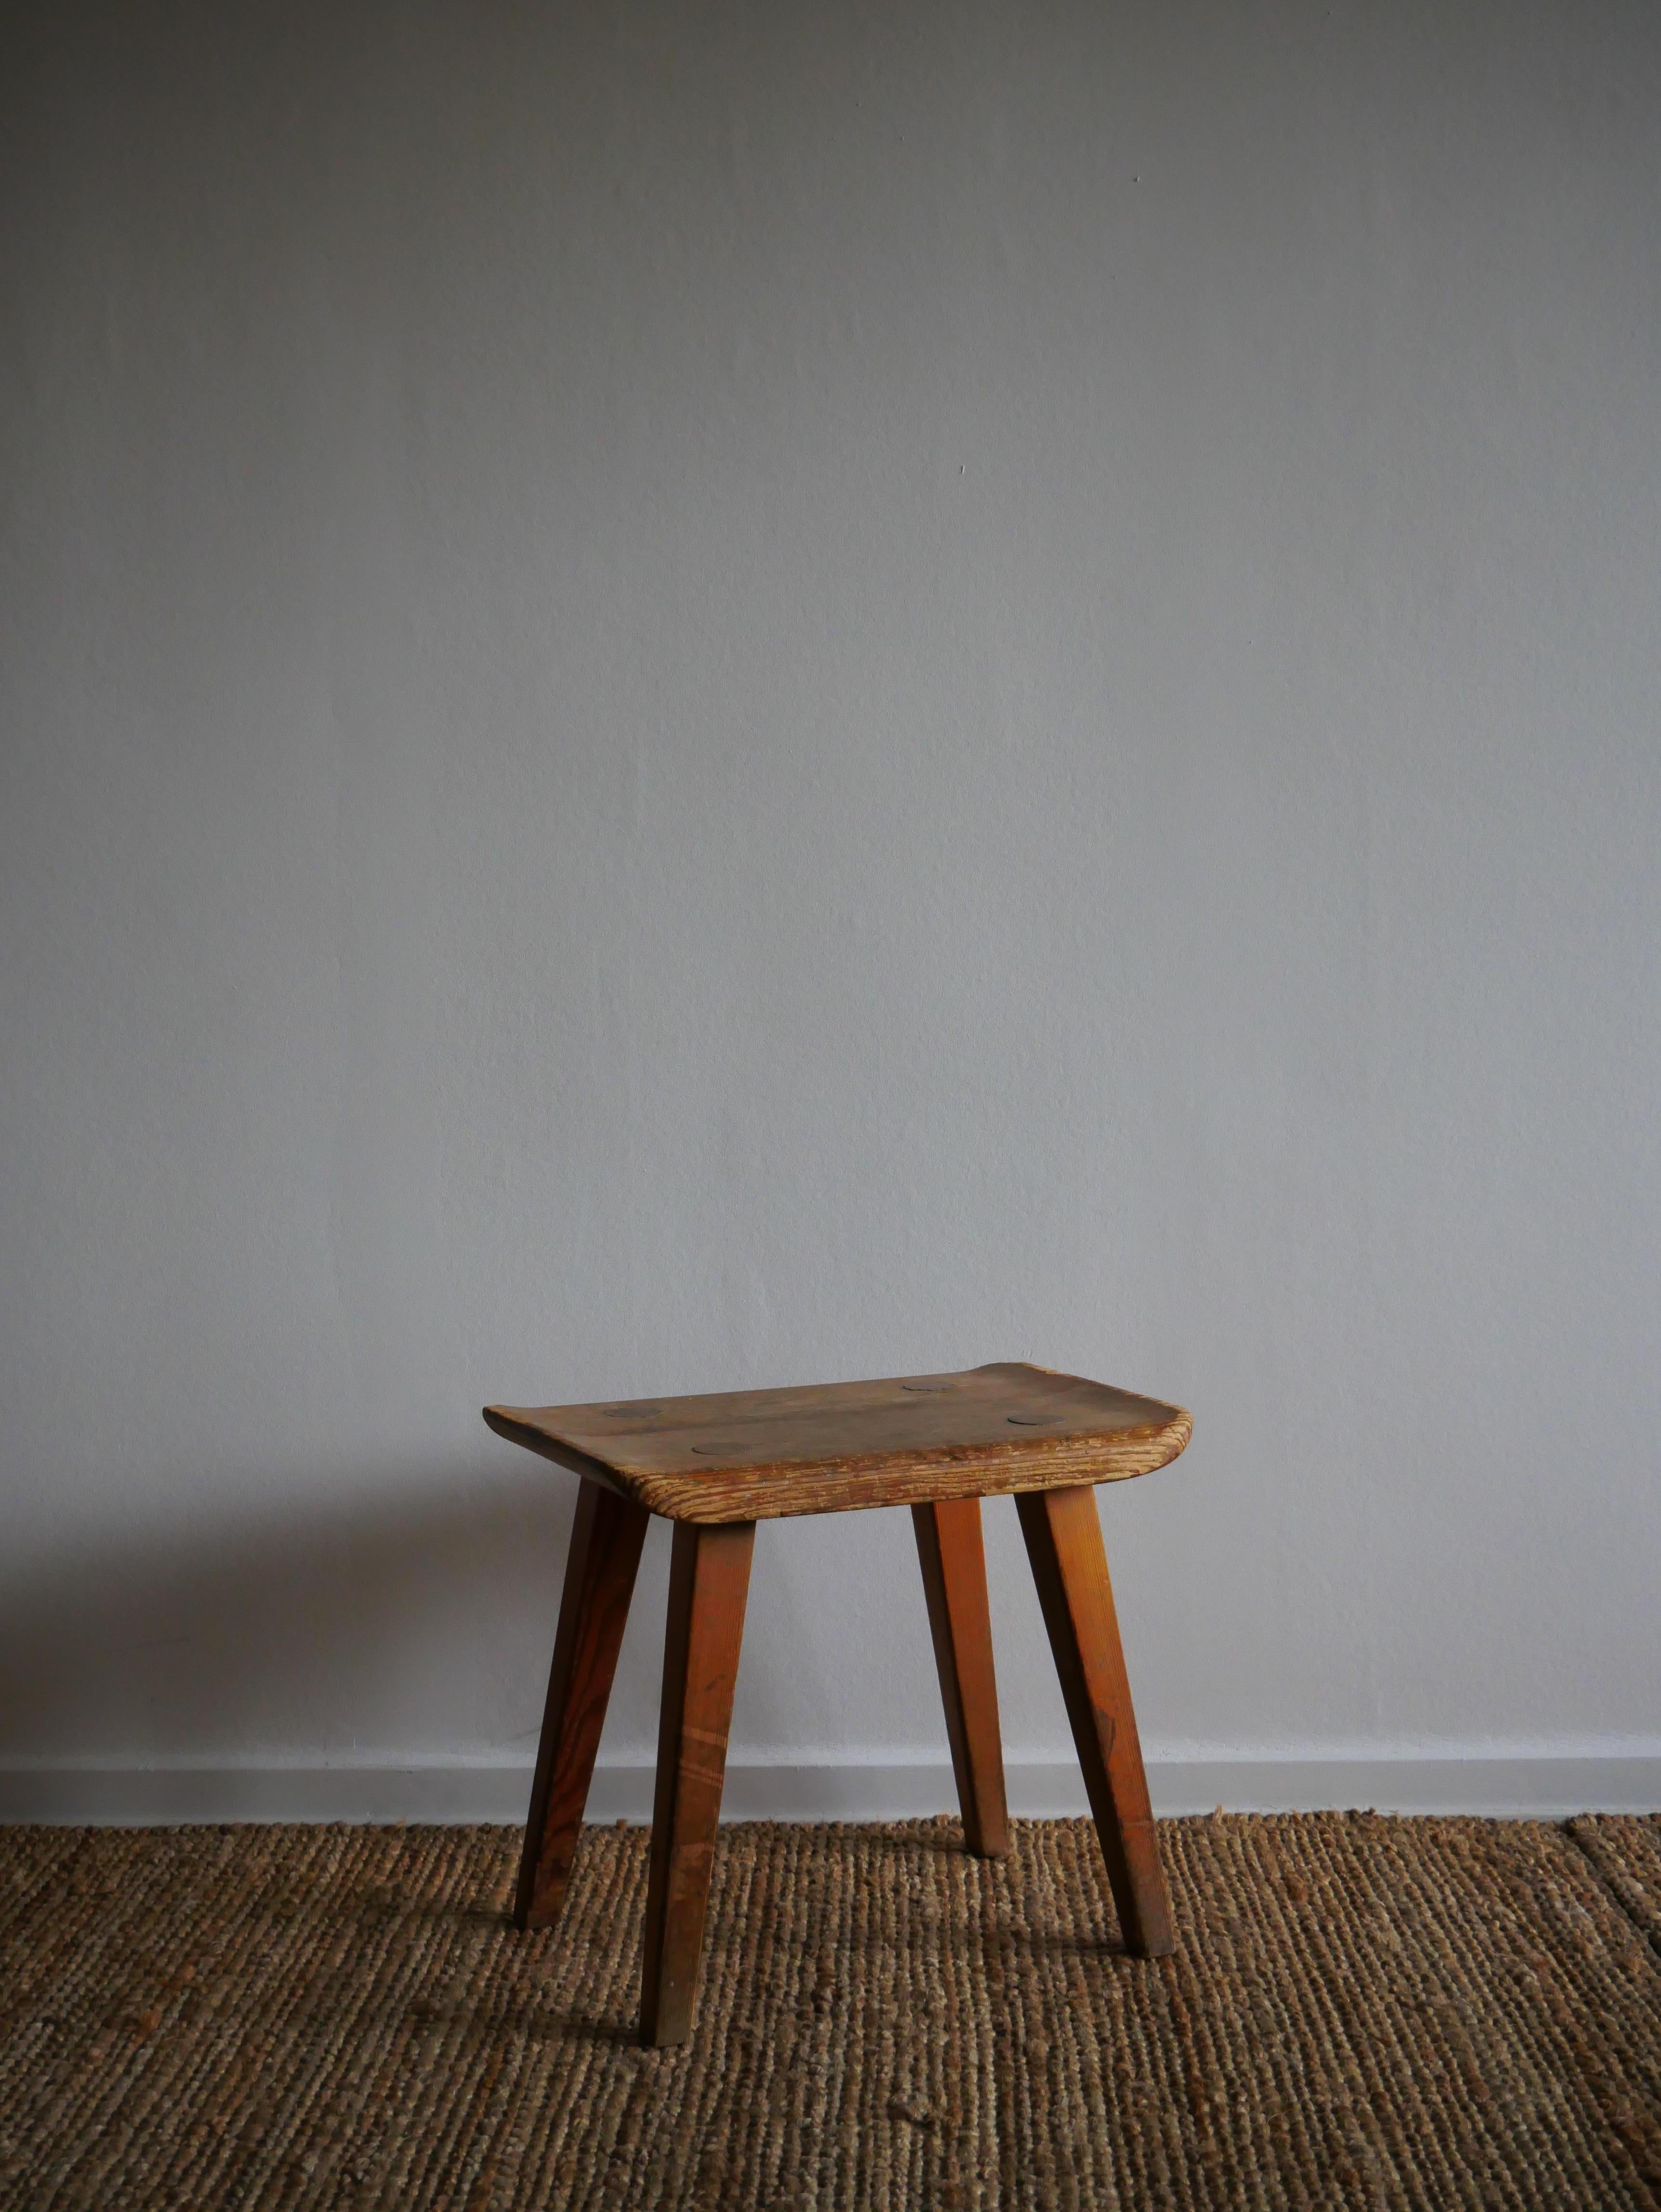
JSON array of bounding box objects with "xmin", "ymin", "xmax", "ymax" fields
[{"xmin": 483, "ymin": 1360, "xmax": 1192, "ymax": 2048}]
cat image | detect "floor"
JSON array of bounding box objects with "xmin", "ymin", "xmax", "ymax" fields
[{"xmin": 2, "ymin": 1813, "xmax": 1659, "ymax": 2209}]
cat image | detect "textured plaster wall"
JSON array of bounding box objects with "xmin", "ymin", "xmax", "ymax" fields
[{"xmin": 2, "ymin": 0, "xmax": 1658, "ymax": 1792}]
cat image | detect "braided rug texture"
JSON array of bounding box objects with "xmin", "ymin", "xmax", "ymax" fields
[{"xmin": 2, "ymin": 1815, "xmax": 1659, "ymax": 2211}]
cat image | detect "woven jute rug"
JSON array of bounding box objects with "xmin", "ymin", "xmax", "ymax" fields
[{"xmin": 2, "ymin": 1815, "xmax": 1659, "ymax": 2210}]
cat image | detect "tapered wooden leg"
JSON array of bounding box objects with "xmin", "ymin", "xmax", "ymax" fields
[
  {"xmin": 638, "ymin": 1519, "xmax": 755, "ymax": 2049},
  {"xmin": 513, "ymin": 1479, "xmax": 650, "ymax": 1932},
  {"xmin": 912, "ymin": 1498, "xmax": 1010, "ymax": 1859},
  {"xmin": 1016, "ymin": 1484, "xmax": 1174, "ymax": 1956}
]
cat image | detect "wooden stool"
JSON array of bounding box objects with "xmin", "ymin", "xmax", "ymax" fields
[{"xmin": 483, "ymin": 1360, "xmax": 1191, "ymax": 2048}]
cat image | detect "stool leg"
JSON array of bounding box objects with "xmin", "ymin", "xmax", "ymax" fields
[
  {"xmin": 1016, "ymin": 1484, "xmax": 1175, "ymax": 1956},
  {"xmin": 639, "ymin": 1519, "xmax": 755, "ymax": 2048},
  {"xmin": 912, "ymin": 1498, "xmax": 1010, "ymax": 1858},
  {"xmin": 514, "ymin": 1479, "xmax": 649, "ymax": 1932}
]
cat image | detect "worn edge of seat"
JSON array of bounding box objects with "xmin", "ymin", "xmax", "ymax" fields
[{"xmin": 480, "ymin": 1402, "xmax": 1193, "ymax": 1524}]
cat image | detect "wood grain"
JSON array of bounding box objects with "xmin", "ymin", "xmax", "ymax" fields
[
  {"xmin": 638, "ymin": 1519, "xmax": 755, "ymax": 2048},
  {"xmin": 912, "ymin": 1498, "xmax": 1010, "ymax": 1859},
  {"xmin": 484, "ymin": 1362, "xmax": 1190, "ymax": 1525},
  {"xmin": 514, "ymin": 1479, "xmax": 649, "ymax": 1931},
  {"xmin": 1016, "ymin": 1484, "xmax": 1175, "ymax": 1957}
]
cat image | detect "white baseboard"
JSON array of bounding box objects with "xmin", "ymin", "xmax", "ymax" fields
[{"xmin": 1, "ymin": 1755, "xmax": 1657, "ymax": 1826}]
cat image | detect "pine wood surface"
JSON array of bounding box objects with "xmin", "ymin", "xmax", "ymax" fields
[
  {"xmin": 1017, "ymin": 1485, "xmax": 1175, "ymax": 1957},
  {"xmin": 912, "ymin": 1498, "xmax": 1010, "ymax": 1861},
  {"xmin": 639, "ymin": 1520, "xmax": 756, "ymax": 2048},
  {"xmin": 483, "ymin": 1361, "xmax": 1190, "ymax": 1524},
  {"xmin": 513, "ymin": 1482, "xmax": 648, "ymax": 1933}
]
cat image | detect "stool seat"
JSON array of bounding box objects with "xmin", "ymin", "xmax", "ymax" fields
[{"xmin": 484, "ymin": 1360, "xmax": 1189, "ymax": 1523}]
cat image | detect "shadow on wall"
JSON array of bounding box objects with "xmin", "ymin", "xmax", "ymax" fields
[{"xmin": 0, "ymin": 1465, "xmax": 681, "ymax": 1770}]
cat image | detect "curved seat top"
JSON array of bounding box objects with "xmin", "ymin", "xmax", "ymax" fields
[{"xmin": 483, "ymin": 1361, "xmax": 1191, "ymax": 1524}]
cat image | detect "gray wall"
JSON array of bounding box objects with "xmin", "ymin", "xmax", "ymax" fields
[{"xmin": 3, "ymin": 0, "xmax": 1658, "ymax": 1815}]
